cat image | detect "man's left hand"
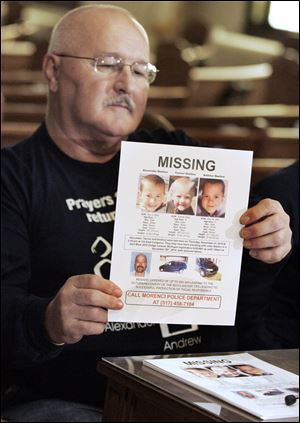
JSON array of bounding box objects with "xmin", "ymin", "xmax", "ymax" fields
[{"xmin": 240, "ymin": 198, "xmax": 292, "ymax": 264}]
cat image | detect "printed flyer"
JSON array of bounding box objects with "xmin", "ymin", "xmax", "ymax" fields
[
  {"xmin": 143, "ymin": 353, "xmax": 299, "ymax": 420},
  {"xmin": 109, "ymin": 141, "xmax": 252, "ymax": 324}
]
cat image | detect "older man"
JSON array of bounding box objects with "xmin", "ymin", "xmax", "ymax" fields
[
  {"xmin": 134, "ymin": 254, "xmax": 148, "ymax": 277},
  {"xmin": 1, "ymin": 4, "xmax": 292, "ymax": 421}
]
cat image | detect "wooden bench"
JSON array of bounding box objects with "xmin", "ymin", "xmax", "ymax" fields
[
  {"xmin": 1, "ymin": 123, "xmax": 296, "ymax": 188},
  {"xmin": 1, "ymin": 84, "xmax": 190, "ymax": 108},
  {"xmin": 148, "ymin": 104, "xmax": 299, "ymax": 128},
  {"xmin": 1, "ymin": 69, "xmax": 45, "ymax": 85},
  {"xmin": 2, "ymin": 84, "xmax": 48, "ymax": 104},
  {"xmin": 2, "ymin": 103, "xmax": 46, "ymax": 123},
  {"xmin": 187, "ymin": 63, "xmax": 273, "ymax": 107},
  {"xmin": 183, "ymin": 127, "xmax": 299, "ymax": 158},
  {"xmin": 1, "ymin": 122, "xmax": 39, "ymax": 148},
  {"xmin": 1, "ymin": 41, "xmax": 37, "ymax": 70}
]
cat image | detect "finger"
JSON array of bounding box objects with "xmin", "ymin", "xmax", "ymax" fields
[
  {"xmin": 67, "ymin": 320, "xmax": 107, "ymax": 340},
  {"xmin": 243, "ymin": 229, "xmax": 286, "ymax": 250},
  {"xmin": 240, "ymin": 213, "xmax": 288, "ymax": 240},
  {"xmin": 248, "ymin": 244, "xmax": 291, "ymax": 264},
  {"xmin": 74, "ymin": 275, "xmax": 122, "ymax": 297},
  {"xmin": 73, "ymin": 304, "xmax": 108, "ymax": 323},
  {"xmin": 73, "ymin": 288, "xmax": 124, "ymax": 309},
  {"xmin": 240, "ymin": 199, "xmax": 283, "ymax": 226}
]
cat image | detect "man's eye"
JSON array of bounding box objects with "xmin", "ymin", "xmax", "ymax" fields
[
  {"xmin": 98, "ymin": 64, "xmax": 117, "ymax": 71},
  {"xmin": 133, "ymin": 69, "xmax": 145, "ymax": 77}
]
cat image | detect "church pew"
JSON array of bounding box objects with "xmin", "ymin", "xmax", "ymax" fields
[
  {"xmin": 1, "ymin": 83, "xmax": 190, "ymax": 108},
  {"xmin": 1, "ymin": 122, "xmax": 39, "ymax": 148},
  {"xmin": 148, "ymin": 104, "xmax": 299, "ymax": 128},
  {"xmin": 183, "ymin": 127, "xmax": 299, "ymax": 159},
  {"xmin": 2, "ymin": 103, "xmax": 46, "ymax": 123}
]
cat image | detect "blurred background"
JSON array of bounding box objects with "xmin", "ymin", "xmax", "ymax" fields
[{"xmin": 1, "ymin": 1, "xmax": 299, "ymax": 184}]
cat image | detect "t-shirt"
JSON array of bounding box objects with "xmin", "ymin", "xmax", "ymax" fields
[{"xmin": 1, "ymin": 123, "xmax": 238, "ymax": 405}]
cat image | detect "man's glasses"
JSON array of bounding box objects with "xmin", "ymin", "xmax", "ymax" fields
[{"xmin": 54, "ymin": 53, "xmax": 159, "ymax": 84}]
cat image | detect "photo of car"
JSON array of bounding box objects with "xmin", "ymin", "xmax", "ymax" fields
[
  {"xmin": 159, "ymin": 261, "xmax": 187, "ymax": 273},
  {"xmin": 196, "ymin": 258, "xmax": 218, "ymax": 277}
]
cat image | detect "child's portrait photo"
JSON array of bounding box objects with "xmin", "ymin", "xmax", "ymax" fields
[
  {"xmin": 197, "ymin": 178, "xmax": 227, "ymax": 218},
  {"xmin": 137, "ymin": 174, "xmax": 167, "ymax": 213},
  {"xmin": 166, "ymin": 176, "xmax": 198, "ymax": 215}
]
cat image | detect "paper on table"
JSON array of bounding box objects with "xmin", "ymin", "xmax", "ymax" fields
[{"xmin": 144, "ymin": 353, "xmax": 299, "ymax": 420}]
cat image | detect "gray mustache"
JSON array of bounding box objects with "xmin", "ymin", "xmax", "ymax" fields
[{"xmin": 104, "ymin": 94, "xmax": 134, "ymax": 112}]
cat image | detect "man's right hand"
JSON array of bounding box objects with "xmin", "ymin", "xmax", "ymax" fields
[{"xmin": 44, "ymin": 275, "xmax": 123, "ymax": 345}]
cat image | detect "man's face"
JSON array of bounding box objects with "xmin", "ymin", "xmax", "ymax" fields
[
  {"xmin": 135, "ymin": 255, "xmax": 147, "ymax": 274},
  {"xmin": 55, "ymin": 15, "xmax": 149, "ymax": 143},
  {"xmin": 140, "ymin": 181, "xmax": 165, "ymax": 212},
  {"xmin": 201, "ymin": 183, "xmax": 224, "ymax": 215},
  {"xmin": 238, "ymin": 365, "xmax": 264, "ymax": 376}
]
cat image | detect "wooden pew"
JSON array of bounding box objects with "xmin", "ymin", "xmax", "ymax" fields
[
  {"xmin": 187, "ymin": 63, "xmax": 273, "ymax": 107},
  {"xmin": 2, "ymin": 103, "xmax": 46, "ymax": 123},
  {"xmin": 2, "ymin": 124, "xmax": 297, "ymax": 189},
  {"xmin": 2, "ymin": 84, "xmax": 47, "ymax": 104},
  {"xmin": 183, "ymin": 127, "xmax": 299, "ymax": 158},
  {"xmin": 1, "ymin": 40, "xmax": 36, "ymax": 70},
  {"xmin": 1, "ymin": 69, "xmax": 45, "ymax": 85},
  {"xmin": 1, "ymin": 122, "xmax": 39, "ymax": 148},
  {"xmin": 251, "ymin": 158, "xmax": 297, "ymax": 186},
  {"xmin": 1, "ymin": 84, "xmax": 190, "ymax": 108},
  {"xmin": 148, "ymin": 104, "xmax": 299, "ymax": 128}
]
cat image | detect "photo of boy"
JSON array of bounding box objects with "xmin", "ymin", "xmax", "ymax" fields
[
  {"xmin": 197, "ymin": 178, "xmax": 226, "ymax": 218},
  {"xmin": 138, "ymin": 174, "xmax": 166, "ymax": 213},
  {"xmin": 166, "ymin": 177, "xmax": 197, "ymax": 215}
]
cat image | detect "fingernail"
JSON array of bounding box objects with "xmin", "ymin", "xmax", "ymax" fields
[
  {"xmin": 117, "ymin": 300, "xmax": 124, "ymax": 307},
  {"xmin": 240, "ymin": 229, "xmax": 250, "ymax": 239},
  {"xmin": 240, "ymin": 215, "xmax": 250, "ymax": 225},
  {"xmin": 243, "ymin": 241, "xmax": 251, "ymax": 248},
  {"xmin": 249, "ymin": 250, "xmax": 257, "ymax": 258},
  {"xmin": 113, "ymin": 288, "xmax": 123, "ymax": 297}
]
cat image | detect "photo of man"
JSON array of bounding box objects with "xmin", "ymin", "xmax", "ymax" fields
[{"xmin": 130, "ymin": 252, "xmax": 151, "ymax": 277}]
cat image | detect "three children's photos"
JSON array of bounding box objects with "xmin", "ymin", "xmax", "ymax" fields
[{"xmin": 137, "ymin": 173, "xmax": 227, "ymax": 217}]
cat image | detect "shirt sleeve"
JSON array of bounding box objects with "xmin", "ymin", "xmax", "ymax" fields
[{"xmin": 1, "ymin": 149, "xmax": 64, "ymax": 372}]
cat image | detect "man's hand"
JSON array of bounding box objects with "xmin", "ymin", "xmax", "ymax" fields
[
  {"xmin": 240, "ymin": 198, "xmax": 292, "ymax": 264},
  {"xmin": 45, "ymin": 275, "xmax": 123, "ymax": 345}
]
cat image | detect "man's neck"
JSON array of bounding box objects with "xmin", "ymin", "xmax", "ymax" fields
[{"xmin": 45, "ymin": 116, "xmax": 123, "ymax": 164}]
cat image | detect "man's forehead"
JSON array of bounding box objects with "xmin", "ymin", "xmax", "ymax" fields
[{"xmin": 50, "ymin": 8, "xmax": 149, "ymax": 57}]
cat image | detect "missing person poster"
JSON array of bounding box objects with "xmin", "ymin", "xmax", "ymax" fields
[{"xmin": 109, "ymin": 141, "xmax": 253, "ymax": 325}]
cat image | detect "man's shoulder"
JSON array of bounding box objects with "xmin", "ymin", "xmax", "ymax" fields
[{"xmin": 2, "ymin": 123, "xmax": 47, "ymax": 160}]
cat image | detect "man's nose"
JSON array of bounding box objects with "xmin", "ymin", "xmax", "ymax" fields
[{"xmin": 114, "ymin": 65, "xmax": 134, "ymax": 93}]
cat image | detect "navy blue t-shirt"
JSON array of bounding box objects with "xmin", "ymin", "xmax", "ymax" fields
[{"xmin": 1, "ymin": 122, "xmax": 241, "ymax": 405}]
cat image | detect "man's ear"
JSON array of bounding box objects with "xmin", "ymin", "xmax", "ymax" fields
[{"xmin": 43, "ymin": 54, "xmax": 60, "ymax": 92}]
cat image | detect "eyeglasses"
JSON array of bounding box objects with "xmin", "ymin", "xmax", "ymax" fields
[{"xmin": 54, "ymin": 53, "xmax": 159, "ymax": 84}]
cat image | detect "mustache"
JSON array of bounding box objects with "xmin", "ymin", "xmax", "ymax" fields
[{"xmin": 104, "ymin": 94, "xmax": 135, "ymax": 112}]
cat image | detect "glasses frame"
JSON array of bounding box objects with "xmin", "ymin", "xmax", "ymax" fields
[{"xmin": 54, "ymin": 53, "xmax": 159, "ymax": 84}]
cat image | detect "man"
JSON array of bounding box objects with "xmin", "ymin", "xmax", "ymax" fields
[
  {"xmin": 134, "ymin": 254, "xmax": 148, "ymax": 277},
  {"xmin": 1, "ymin": 5, "xmax": 292, "ymax": 421}
]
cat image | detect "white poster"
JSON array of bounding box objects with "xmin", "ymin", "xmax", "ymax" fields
[{"xmin": 109, "ymin": 141, "xmax": 252, "ymax": 325}]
